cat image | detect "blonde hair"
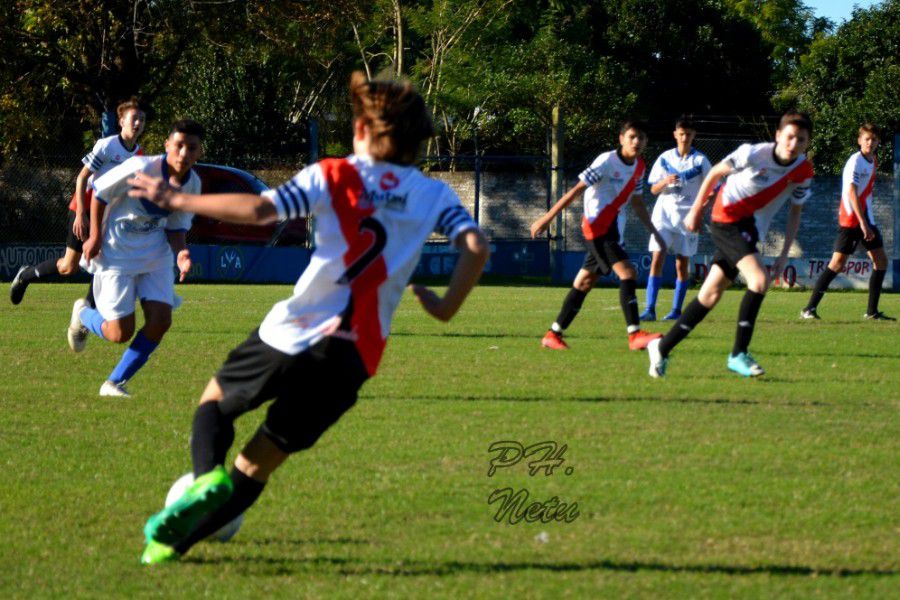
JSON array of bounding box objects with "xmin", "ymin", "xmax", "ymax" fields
[{"xmin": 349, "ymin": 72, "xmax": 434, "ymax": 165}]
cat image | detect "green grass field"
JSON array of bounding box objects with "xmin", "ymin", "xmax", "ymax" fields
[{"xmin": 1, "ymin": 283, "xmax": 897, "ymax": 598}]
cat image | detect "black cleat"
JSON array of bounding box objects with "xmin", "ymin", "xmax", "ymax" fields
[
  {"xmin": 10, "ymin": 265, "xmax": 30, "ymax": 305},
  {"xmin": 864, "ymin": 311, "xmax": 896, "ymax": 321}
]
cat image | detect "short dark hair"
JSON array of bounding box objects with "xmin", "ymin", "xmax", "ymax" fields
[
  {"xmin": 170, "ymin": 119, "xmax": 205, "ymax": 140},
  {"xmin": 859, "ymin": 122, "xmax": 880, "ymax": 140},
  {"xmin": 620, "ymin": 120, "xmax": 648, "ymax": 136},
  {"xmin": 675, "ymin": 117, "xmax": 696, "ymax": 131},
  {"xmin": 777, "ymin": 111, "xmax": 812, "ymax": 135}
]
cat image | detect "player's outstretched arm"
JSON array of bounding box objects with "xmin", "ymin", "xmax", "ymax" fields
[
  {"xmin": 530, "ymin": 181, "xmax": 587, "ymax": 238},
  {"xmin": 410, "ymin": 229, "xmax": 490, "ymax": 322},
  {"xmin": 73, "ymin": 165, "xmax": 93, "ymax": 241},
  {"xmin": 684, "ymin": 162, "xmax": 731, "ymax": 232},
  {"xmin": 128, "ymin": 172, "xmax": 279, "ymax": 225}
]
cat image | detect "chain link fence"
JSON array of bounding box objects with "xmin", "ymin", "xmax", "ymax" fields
[{"xmin": 1, "ymin": 136, "xmax": 895, "ymax": 267}]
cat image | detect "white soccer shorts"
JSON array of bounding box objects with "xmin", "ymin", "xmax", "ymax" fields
[
  {"xmin": 92, "ymin": 266, "xmax": 176, "ymax": 320},
  {"xmin": 648, "ymin": 227, "xmax": 698, "ymax": 257}
]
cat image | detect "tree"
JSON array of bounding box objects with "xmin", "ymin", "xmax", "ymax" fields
[{"xmin": 776, "ymin": 0, "xmax": 900, "ymax": 173}]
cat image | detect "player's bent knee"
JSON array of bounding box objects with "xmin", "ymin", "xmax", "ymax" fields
[
  {"xmin": 199, "ymin": 378, "xmax": 225, "ymax": 404},
  {"xmin": 57, "ymin": 262, "xmax": 78, "ymax": 276}
]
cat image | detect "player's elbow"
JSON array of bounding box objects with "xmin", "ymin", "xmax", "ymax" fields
[{"xmin": 253, "ymin": 199, "xmax": 279, "ymax": 224}]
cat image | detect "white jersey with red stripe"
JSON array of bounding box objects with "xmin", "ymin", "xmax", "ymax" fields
[
  {"xmin": 838, "ymin": 151, "xmax": 877, "ymax": 228},
  {"xmin": 259, "ymin": 155, "xmax": 479, "ymax": 375},
  {"xmin": 578, "ymin": 150, "xmax": 646, "ymax": 241},
  {"xmin": 712, "ymin": 142, "xmax": 814, "ymax": 239}
]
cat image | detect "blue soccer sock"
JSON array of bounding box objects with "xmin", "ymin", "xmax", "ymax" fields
[
  {"xmin": 645, "ymin": 275, "xmax": 661, "ymax": 311},
  {"xmin": 80, "ymin": 307, "xmax": 107, "ymax": 340},
  {"xmin": 672, "ymin": 279, "xmax": 689, "ymax": 313},
  {"xmin": 108, "ymin": 331, "xmax": 159, "ymax": 384}
]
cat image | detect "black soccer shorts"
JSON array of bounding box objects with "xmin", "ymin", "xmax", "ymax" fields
[
  {"xmin": 215, "ymin": 329, "xmax": 369, "ymax": 454},
  {"xmin": 581, "ymin": 230, "xmax": 629, "ymax": 276},
  {"xmin": 833, "ymin": 224, "xmax": 884, "ymax": 255},
  {"xmin": 710, "ymin": 218, "xmax": 759, "ymax": 281}
]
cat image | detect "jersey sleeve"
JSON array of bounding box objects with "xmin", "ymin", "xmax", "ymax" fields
[
  {"xmin": 843, "ymin": 155, "xmax": 860, "ymax": 194},
  {"xmin": 648, "ymin": 155, "xmax": 666, "ymax": 187},
  {"xmin": 722, "ymin": 144, "xmax": 754, "ymax": 171},
  {"xmin": 433, "ymin": 185, "xmax": 478, "ymax": 242},
  {"xmin": 82, "ymin": 138, "xmax": 109, "ymax": 172},
  {"xmin": 91, "ymin": 156, "xmax": 147, "ymax": 205},
  {"xmin": 262, "ymin": 163, "xmax": 328, "ymax": 221},
  {"xmin": 578, "ymin": 153, "xmax": 608, "ymax": 186},
  {"xmin": 165, "ymin": 211, "xmax": 194, "ymax": 232}
]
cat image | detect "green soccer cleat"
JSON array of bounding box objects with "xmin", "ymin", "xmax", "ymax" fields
[
  {"xmin": 140, "ymin": 540, "xmax": 180, "ymax": 565},
  {"xmin": 144, "ymin": 466, "xmax": 233, "ymax": 545}
]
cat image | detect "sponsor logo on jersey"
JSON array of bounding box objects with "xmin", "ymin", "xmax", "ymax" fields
[
  {"xmin": 380, "ymin": 171, "xmax": 399, "ymax": 190},
  {"xmin": 362, "ymin": 188, "xmax": 408, "ymax": 212}
]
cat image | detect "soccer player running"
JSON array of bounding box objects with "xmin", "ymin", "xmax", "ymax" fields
[
  {"xmin": 130, "ymin": 73, "xmax": 490, "ymax": 565},
  {"xmin": 801, "ymin": 123, "xmax": 894, "ymax": 320},
  {"xmin": 531, "ymin": 121, "xmax": 665, "ymax": 351},
  {"xmin": 647, "ymin": 111, "xmax": 814, "ymax": 378},
  {"xmin": 71, "ymin": 120, "xmax": 203, "ymax": 397},
  {"xmin": 10, "ymin": 98, "xmax": 146, "ymax": 305},
  {"xmin": 640, "ymin": 118, "xmax": 712, "ymax": 322}
]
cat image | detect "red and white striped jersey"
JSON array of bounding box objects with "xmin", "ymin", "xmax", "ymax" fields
[
  {"xmin": 69, "ymin": 135, "xmax": 143, "ymax": 211},
  {"xmin": 259, "ymin": 155, "xmax": 479, "ymax": 375},
  {"xmin": 838, "ymin": 151, "xmax": 877, "ymax": 228},
  {"xmin": 578, "ymin": 150, "xmax": 645, "ymax": 241},
  {"xmin": 712, "ymin": 143, "xmax": 814, "ymax": 239}
]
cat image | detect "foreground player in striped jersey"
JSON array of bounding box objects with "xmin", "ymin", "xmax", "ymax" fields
[
  {"xmin": 9, "ymin": 98, "xmax": 145, "ymax": 305},
  {"xmin": 530, "ymin": 121, "xmax": 665, "ymax": 351},
  {"xmin": 647, "ymin": 111, "xmax": 814, "ymax": 378},
  {"xmin": 131, "ymin": 73, "xmax": 490, "ymax": 565},
  {"xmin": 640, "ymin": 118, "xmax": 712, "ymax": 322},
  {"xmin": 801, "ymin": 124, "xmax": 894, "ymax": 320}
]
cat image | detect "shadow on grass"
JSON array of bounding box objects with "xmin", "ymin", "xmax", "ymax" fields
[
  {"xmin": 185, "ymin": 553, "xmax": 896, "ymax": 578},
  {"xmin": 370, "ymin": 394, "xmax": 830, "ymax": 407}
]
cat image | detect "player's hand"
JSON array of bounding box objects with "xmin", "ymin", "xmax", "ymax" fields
[
  {"xmin": 128, "ymin": 172, "xmax": 174, "ymax": 209},
  {"xmin": 409, "ymin": 284, "xmax": 451, "ymax": 321},
  {"xmin": 72, "ymin": 211, "xmax": 88, "ymax": 241},
  {"xmin": 664, "ymin": 174, "xmax": 679, "ymax": 186},
  {"xmin": 176, "ymin": 249, "xmax": 192, "ymax": 282},
  {"xmin": 771, "ymin": 255, "xmax": 788, "ymax": 282},
  {"xmin": 530, "ymin": 217, "xmax": 549, "ymax": 239},
  {"xmin": 683, "ymin": 210, "xmax": 701, "ymax": 233},
  {"xmin": 861, "ymin": 223, "xmax": 874, "ymax": 241},
  {"xmin": 82, "ymin": 236, "xmax": 100, "ymax": 264}
]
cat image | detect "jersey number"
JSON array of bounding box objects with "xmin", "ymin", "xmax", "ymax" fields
[{"xmin": 338, "ymin": 217, "xmax": 387, "ymax": 284}]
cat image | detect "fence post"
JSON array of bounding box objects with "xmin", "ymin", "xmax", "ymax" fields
[
  {"xmin": 550, "ymin": 105, "xmax": 565, "ymax": 276},
  {"xmin": 894, "ymin": 133, "xmax": 899, "ymax": 289}
]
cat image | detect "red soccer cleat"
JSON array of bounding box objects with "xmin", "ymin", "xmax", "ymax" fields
[
  {"xmin": 541, "ymin": 330, "xmax": 569, "ymax": 350},
  {"xmin": 628, "ymin": 329, "xmax": 662, "ymax": 351}
]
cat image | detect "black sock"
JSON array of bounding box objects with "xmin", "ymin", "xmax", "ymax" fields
[
  {"xmin": 21, "ymin": 259, "xmax": 59, "ymax": 283},
  {"xmin": 85, "ymin": 276, "xmax": 96, "ymax": 308},
  {"xmin": 806, "ymin": 268, "xmax": 838, "ymax": 311},
  {"xmin": 732, "ymin": 290, "xmax": 765, "ymax": 356},
  {"xmin": 554, "ymin": 288, "xmax": 588, "ymax": 330},
  {"xmin": 619, "ymin": 279, "xmax": 639, "ymax": 328},
  {"xmin": 659, "ymin": 298, "xmax": 711, "ymax": 357},
  {"xmin": 190, "ymin": 402, "xmax": 235, "ymax": 477},
  {"xmin": 868, "ymin": 270, "xmax": 886, "ymax": 315},
  {"xmin": 174, "ymin": 467, "xmax": 266, "ymax": 555}
]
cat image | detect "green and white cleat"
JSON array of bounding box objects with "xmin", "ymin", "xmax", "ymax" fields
[
  {"xmin": 727, "ymin": 352, "xmax": 765, "ymax": 377},
  {"xmin": 141, "ymin": 540, "xmax": 180, "ymax": 565},
  {"xmin": 144, "ymin": 466, "xmax": 233, "ymax": 545}
]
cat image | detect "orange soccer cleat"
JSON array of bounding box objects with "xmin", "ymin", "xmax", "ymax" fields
[
  {"xmin": 541, "ymin": 330, "xmax": 569, "ymax": 350},
  {"xmin": 628, "ymin": 329, "xmax": 662, "ymax": 351}
]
